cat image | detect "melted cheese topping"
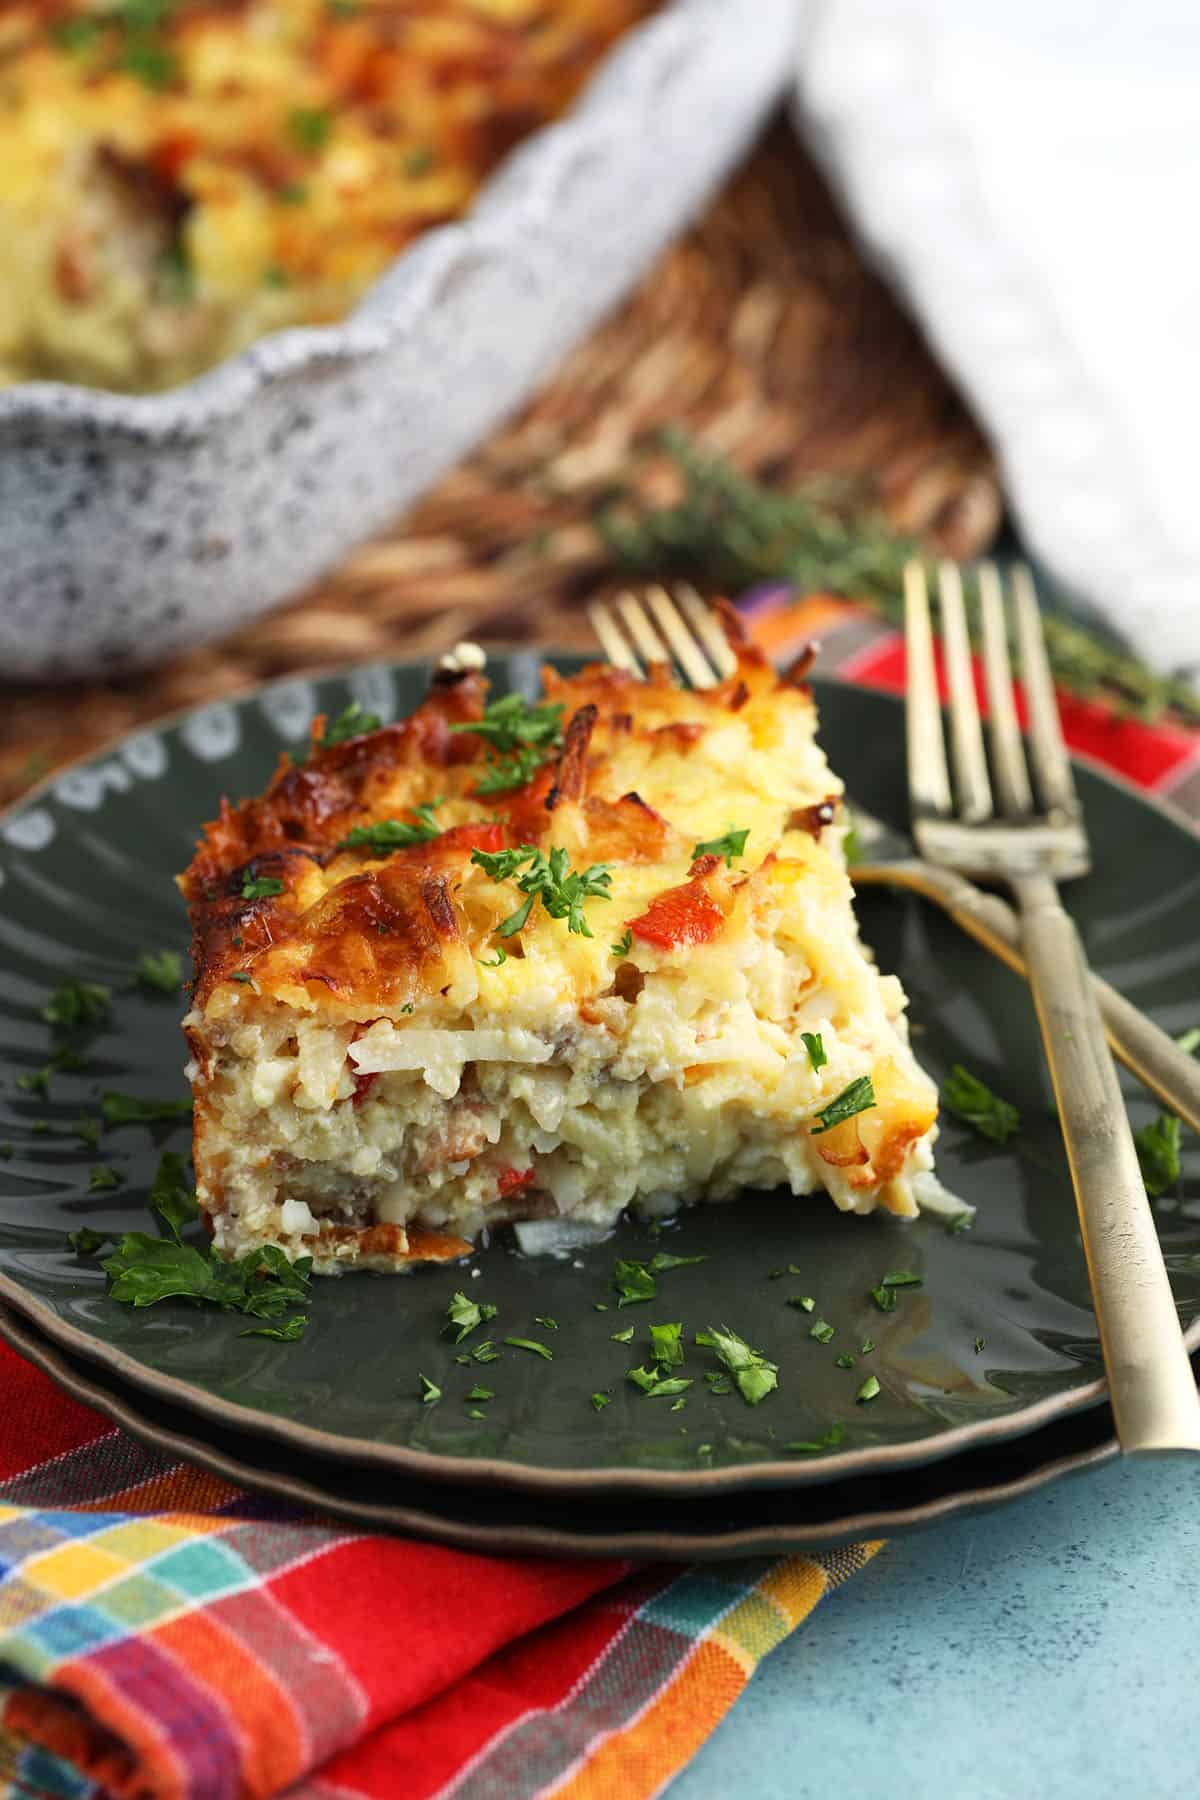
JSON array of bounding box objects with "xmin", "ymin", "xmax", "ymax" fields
[{"xmin": 0, "ymin": 0, "xmax": 655, "ymax": 389}]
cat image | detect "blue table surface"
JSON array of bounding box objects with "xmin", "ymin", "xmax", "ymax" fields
[{"xmin": 675, "ymin": 1456, "xmax": 1198, "ymax": 1800}]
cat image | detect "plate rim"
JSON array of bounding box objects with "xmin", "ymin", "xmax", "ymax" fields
[
  {"xmin": 0, "ymin": 1300, "xmax": 1120, "ymax": 1562},
  {"xmin": 0, "ymin": 652, "xmax": 1196, "ymax": 1498}
]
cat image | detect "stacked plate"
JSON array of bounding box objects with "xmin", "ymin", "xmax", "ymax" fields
[{"xmin": 0, "ymin": 659, "xmax": 1196, "ymax": 1559}]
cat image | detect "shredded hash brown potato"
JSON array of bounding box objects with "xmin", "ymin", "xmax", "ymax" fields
[
  {"xmin": 179, "ymin": 621, "xmax": 939, "ymax": 1271},
  {"xmin": 0, "ymin": 0, "xmax": 655, "ymax": 390}
]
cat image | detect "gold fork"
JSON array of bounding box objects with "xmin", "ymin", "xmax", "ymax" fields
[{"xmin": 903, "ymin": 559, "xmax": 1200, "ymax": 1453}]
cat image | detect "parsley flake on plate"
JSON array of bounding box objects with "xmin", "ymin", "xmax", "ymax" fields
[
  {"xmin": 786, "ymin": 1420, "xmax": 845, "ymax": 1454},
  {"xmin": 697, "ymin": 1324, "xmax": 778, "ymax": 1406},
  {"xmin": 626, "ymin": 1367, "xmax": 692, "ymax": 1399},
  {"xmin": 150, "ymin": 1151, "xmax": 199, "ymax": 1243},
  {"xmin": 610, "ymin": 1325, "xmax": 635, "ymax": 1343},
  {"xmin": 834, "ymin": 1352, "xmax": 856, "ymax": 1370},
  {"xmin": 943, "ymin": 1064, "xmax": 1020, "ymax": 1143},
  {"xmin": 809, "ymin": 1319, "xmax": 835, "ymax": 1345},
  {"xmin": 880, "ymin": 1269, "xmax": 922, "ymax": 1290},
  {"xmin": 102, "ymin": 1092, "xmax": 192, "ymax": 1128},
  {"xmin": 242, "ymin": 1315, "xmax": 307, "ymax": 1342},
  {"xmin": 590, "ymin": 1391, "xmax": 612, "ymax": 1412},
  {"xmin": 134, "ymin": 950, "xmax": 182, "ymax": 995},
  {"xmin": 648, "ymin": 1321, "xmax": 684, "ymax": 1367},
  {"xmin": 787, "ymin": 1295, "xmax": 816, "ymax": 1313},
  {"xmin": 43, "ymin": 979, "xmax": 110, "ymax": 1033},
  {"xmin": 869, "ymin": 1284, "xmax": 897, "ymax": 1314},
  {"xmin": 419, "ymin": 1374, "xmax": 441, "ymax": 1405},
  {"xmin": 502, "ymin": 1336, "xmax": 553, "ymax": 1361},
  {"xmin": 1134, "ymin": 1113, "xmax": 1181, "ymax": 1197},
  {"xmin": 445, "ymin": 1290, "xmax": 497, "ymax": 1343},
  {"xmin": 466, "ymin": 1385, "xmax": 494, "ymax": 1403},
  {"xmin": 68, "ymin": 1227, "xmax": 111, "ymax": 1257},
  {"xmin": 856, "ymin": 1374, "xmax": 881, "ymax": 1404},
  {"xmin": 534, "ymin": 1315, "xmax": 558, "ymax": 1332},
  {"xmin": 691, "ymin": 827, "xmax": 749, "ymax": 867},
  {"xmin": 88, "ymin": 1165, "xmax": 122, "ymax": 1193},
  {"xmin": 809, "ymin": 1076, "xmax": 875, "ymax": 1135}
]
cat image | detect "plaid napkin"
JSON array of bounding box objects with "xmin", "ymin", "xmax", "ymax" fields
[{"xmin": 1, "ymin": 598, "xmax": 1194, "ymax": 1800}]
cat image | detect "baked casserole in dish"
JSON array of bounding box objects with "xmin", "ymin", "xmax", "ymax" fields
[
  {"xmin": 180, "ymin": 628, "xmax": 939, "ymax": 1271},
  {"xmin": 1, "ymin": 0, "xmax": 659, "ymax": 391}
]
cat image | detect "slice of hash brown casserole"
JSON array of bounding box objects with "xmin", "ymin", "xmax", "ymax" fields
[{"xmin": 180, "ymin": 627, "xmax": 939, "ymax": 1272}]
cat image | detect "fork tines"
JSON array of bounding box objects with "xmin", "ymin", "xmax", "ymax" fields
[
  {"xmin": 904, "ymin": 558, "xmax": 1085, "ymax": 839},
  {"xmin": 588, "ymin": 585, "xmax": 737, "ymax": 691}
]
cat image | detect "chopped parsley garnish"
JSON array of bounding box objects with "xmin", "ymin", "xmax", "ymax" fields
[
  {"xmin": 692, "ymin": 827, "xmax": 749, "ymax": 867},
  {"xmin": 102, "ymin": 1092, "xmax": 192, "ymax": 1128},
  {"xmin": 648, "ymin": 1321, "xmax": 684, "ymax": 1367},
  {"xmin": 480, "ymin": 949, "xmax": 508, "ymax": 968},
  {"xmin": 787, "ymin": 1295, "xmax": 815, "ymax": 1313},
  {"xmin": 445, "ymin": 1290, "xmax": 497, "ymax": 1343},
  {"xmin": 610, "ymin": 1324, "xmax": 635, "ymax": 1343},
  {"xmin": 471, "ymin": 844, "xmax": 612, "ymax": 940},
  {"xmin": 503, "ymin": 1336, "xmax": 553, "ymax": 1361},
  {"xmin": 242, "ymin": 1315, "xmax": 307, "ymax": 1342},
  {"xmin": 591, "ymin": 1391, "xmax": 612, "ymax": 1412},
  {"xmin": 455, "ymin": 1341, "xmax": 500, "ymax": 1364},
  {"xmin": 419, "ymin": 1374, "xmax": 441, "ymax": 1405},
  {"xmin": 800, "ymin": 1032, "xmax": 827, "ymax": 1072},
  {"xmin": 974, "ymin": 1336, "xmax": 987, "ymax": 1354},
  {"xmin": 626, "ymin": 1367, "xmax": 692, "ymax": 1398},
  {"xmin": 452, "ymin": 694, "xmax": 564, "ymax": 795},
  {"xmin": 786, "ymin": 1420, "xmax": 845, "ymax": 1454},
  {"xmin": 241, "ymin": 874, "xmax": 284, "ymax": 901},
  {"xmin": 88, "ymin": 1165, "xmax": 123, "ymax": 1193},
  {"xmin": 809, "ymin": 1319, "xmax": 835, "ymax": 1345},
  {"xmin": 706, "ymin": 1372, "xmax": 733, "ymax": 1395},
  {"xmin": 289, "ymin": 107, "xmax": 333, "ymax": 151},
  {"xmin": 43, "ymin": 979, "xmax": 111, "ymax": 1033},
  {"xmin": 869, "ymin": 1284, "xmax": 897, "ymax": 1314},
  {"xmin": 229, "ymin": 972, "xmax": 253, "ymax": 985},
  {"xmin": 1134, "ymin": 1113, "xmax": 1181, "ymax": 1198},
  {"xmin": 134, "ymin": 950, "xmax": 182, "ymax": 995},
  {"xmin": 75, "ymin": 1118, "xmax": 100, "ymax": 1148},
  {"xmin": 534, "ymin": 1315, "xmax": 558, "ymax": 1331},
  {"xmin": 670, "ymin": 1397, "xmax": 687, "ymax": 1413},
  {"xmin": 18, "ymin": 1048, "xmax": 82, "ymax": 1095},
  {"xmin": 880, "ymin": 1269, "xmax": 922, "ymax": 1290},
  {"xmin": 810, "ymin": 1076, "xmax": 875, "ymax": 1135},
  {"xmin": 856, "ymin": 1375, "xmax": 881, "ymax": 1404},
  {"xmin": 943, "ymin": 1064, "xmax": 1020, "ymax": 1143},
  {"xmin": 611, "ymin": 1251, "xmax": 706, "ymax": 1309},
  {"xmin": 611, "ymin": 929, "xmax": 634, "ymax": 957},
  {"xmin": 834, "ymin": 1352, "xmax": 856, "ymax": 1370},
  {"xmin": 150, "ymin": 1151, "xmax": 198, "ymax": 1243},
  {"xmin": 698, "ymin": 1324, "xmax": 778, "ymax": 1406},
  {"xmin": 317, "ymin": 700, "xmax": 383, "ymax": 750},
  {"xmin": 337, "ymin": 803, "xmax": 442, "ymax": 854},
  {"xmin": 466, "ymin": 1385, "xmax": 494, "ymax": 1403},
  {"xmin": 104, "ymin": 1238, "xmax": 311, "ymax": 1320},
  {"xmin": 68, "ymin": 1227, "xmax": 111, "ymax": 1256},
  {"xmin": 860, "ymin": 1337, "xmax": 875, "ymax": 1355}
]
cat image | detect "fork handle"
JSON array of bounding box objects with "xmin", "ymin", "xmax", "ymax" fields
[{"xmin": 1014, "ymin": 872, "xmax": 1200, "ymax": 1454}]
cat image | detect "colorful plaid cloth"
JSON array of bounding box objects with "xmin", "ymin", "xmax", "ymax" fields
[{"xmin": 1, "ymin": 598, "xmax": 1194, "ymax": 1800}]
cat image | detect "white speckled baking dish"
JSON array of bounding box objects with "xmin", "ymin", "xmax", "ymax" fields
[{"xmin": 0, "ymin": 0, "xmax": 798, "ymax": 682}]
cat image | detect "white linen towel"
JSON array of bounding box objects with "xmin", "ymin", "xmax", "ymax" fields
[{"xmin": 794, "ymin": 0, "xmax": 1200, "ymax": 673}]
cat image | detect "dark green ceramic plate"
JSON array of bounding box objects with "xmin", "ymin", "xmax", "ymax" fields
[
  {"xmin": 0, "ymin": 1300, "xmax": 1131, "ymax": 1560},
  {"xmin": 0, "ymin": 657, "xmax": 1196, "ymax": 1499}
]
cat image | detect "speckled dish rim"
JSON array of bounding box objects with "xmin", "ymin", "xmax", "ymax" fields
[
  {"xmin": 0, "ymin": 1300, "xmax": 1121, "ymax": 1560},
  {"xmin": 0, "ymin": 0, "xmax": 769, "ymax": 437},
  {"xmin": 0, "ymin": 654, "xmax": 1196, "ymax": 1499}
]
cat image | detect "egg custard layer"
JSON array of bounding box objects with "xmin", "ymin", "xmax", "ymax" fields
[
  {"xmin": 179, "ymin": 632, "xmax": 939, "ymax": 1271},
  {"xmin": 0, "ymin": 0, "xmax": 654, "ymax": 390}
]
